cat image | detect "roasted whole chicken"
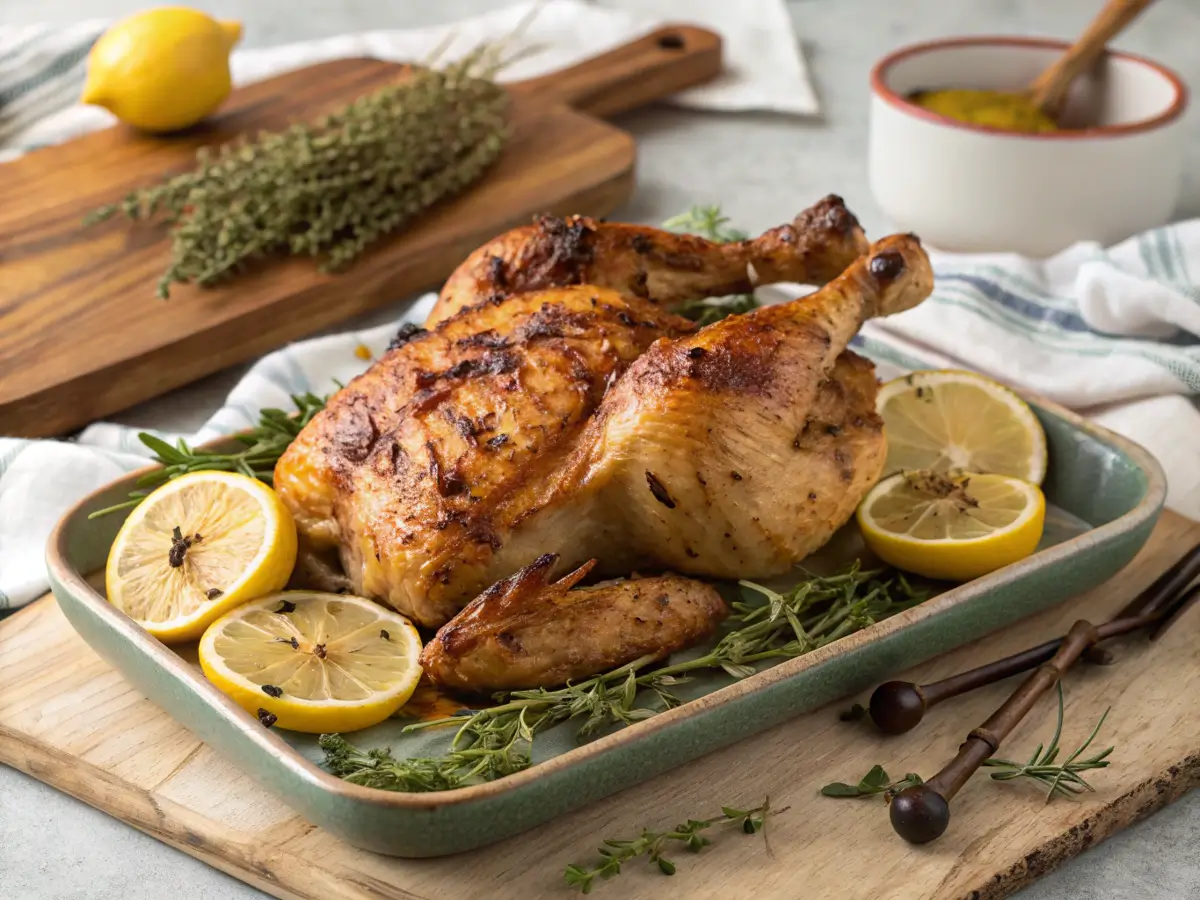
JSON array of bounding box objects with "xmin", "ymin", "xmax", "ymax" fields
[{"xmin": 274, "ymin": 196, "xmax": 933, "ymax": 691}]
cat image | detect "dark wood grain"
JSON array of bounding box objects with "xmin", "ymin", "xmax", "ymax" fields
[
  {"xmin": 0, "ymin": 26, "xmax": 722, "ymax": 437},
  {"xmin": 1, "ymin": 511, "xmax": 1197, "ymax": 900}
]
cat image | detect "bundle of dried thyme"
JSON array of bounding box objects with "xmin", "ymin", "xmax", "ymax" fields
[{"xmin": 86, "ymin": 46, "xmax": 511, "ymax": 298}]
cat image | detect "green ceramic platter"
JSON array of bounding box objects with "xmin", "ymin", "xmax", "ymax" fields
[{"xmin": 46, "ymin": 391, "xmax": 1164, "ymax": 858}]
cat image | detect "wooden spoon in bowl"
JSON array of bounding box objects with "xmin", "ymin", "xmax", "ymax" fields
[{"xmin": 1026, "ymin": 0, "xmax": 1156, "ymax": 123}]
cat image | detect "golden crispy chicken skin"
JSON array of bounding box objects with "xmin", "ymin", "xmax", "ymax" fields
[
  {"xmin": 427, "ymin": 194, "xmax": 868, "ymax": 325},
  {"xmin": 274, "ymin": 286, "xmax": 692, "ymax": 627},
  {"xmin": 274, "ymin": 213, "xmax": 933, "ymax": 628},
  {"xmin": 419, "ymin": 555, "xmax": 728, "ymax": 693}
]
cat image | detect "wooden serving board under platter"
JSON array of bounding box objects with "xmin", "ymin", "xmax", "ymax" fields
[
  {"xmin": 0, "ymin": 25, "xmax": 722, "ymax": 439},
  {"xmin": 2, "ymin": 512, "xmax": 1197, "ymax": 900}
]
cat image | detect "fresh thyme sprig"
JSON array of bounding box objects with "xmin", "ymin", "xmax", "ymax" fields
[
  {"xmin": 320, "ymin": 565, "xmax": 929, "ymax": 792},
  {"xmin": 88, "ymin": 392, "xmax": 326, "ymax": 519},
  {"xmin": 563, "ymin": 798, "xmax": 776, "ymax": 894},
  {"xmin": 86, "ymin": 43, "xmax": 516, "ymax": 298},
  {"xmin": 821, "ymin": 685, "xmax": 1113, "ymax": 803},
  {"xmin": 662, "ymin": 205, "xmax": 760, "ymax": 325}
]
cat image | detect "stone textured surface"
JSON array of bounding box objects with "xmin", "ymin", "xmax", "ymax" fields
[{"xmin": 1, "ymin": 0, "xmax": 1197, "ymax": 897}]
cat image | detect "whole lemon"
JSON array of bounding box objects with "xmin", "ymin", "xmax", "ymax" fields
[{"xmin": 81, "ymin": 7, "xmax": 242, "ymax": 133}]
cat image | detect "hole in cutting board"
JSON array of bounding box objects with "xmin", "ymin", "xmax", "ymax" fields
[{"xmin": 657, "ymin": 33, "xmax": 686, "ymax": 50}]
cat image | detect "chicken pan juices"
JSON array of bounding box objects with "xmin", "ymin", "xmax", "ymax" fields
[{"xmin": 104, "ymin": 195, "xmax": 1051, "ymax": 790}]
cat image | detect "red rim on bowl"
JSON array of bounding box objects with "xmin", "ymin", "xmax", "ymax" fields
[{"xmin": 870, "ymin": 36, "xmax": 1188, "ymax": 140}]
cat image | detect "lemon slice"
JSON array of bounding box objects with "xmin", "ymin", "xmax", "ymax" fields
[
  {"xmin": 857, "ymin": 470, "xmax": 1046, "ymax": 582},
  {"xmin": 878, "ymin": 370, "xmax": 1047, "ymax": 484},
  {"xmin": 199, "ymin": 592, "xmax": 423, "ymax": 734},
  {"xmin": 106, "ymin": 471, "xmax": 298, "ymax": 643}
]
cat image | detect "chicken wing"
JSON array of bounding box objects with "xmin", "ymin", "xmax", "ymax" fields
[
  {"xmin": 419, "ymin": 554, "xmax": 728, "ymax": 693},
  {"xmin": 427, "ymin": 194, "xmax": 868, "ymax": 325}
]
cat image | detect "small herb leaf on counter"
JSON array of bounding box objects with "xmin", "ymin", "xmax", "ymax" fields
[
  {"xmin": 563, "ymin": 798, "xmax": 776, "ymax": 894},
  {"xmin": 821, "ymin": 766, "xmax": 923, "ymax": 800}
]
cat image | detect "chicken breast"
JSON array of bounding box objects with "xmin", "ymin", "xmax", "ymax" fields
[{"xmin": 419, "ymin": 554, "xmax": 728, "ymax": 693}]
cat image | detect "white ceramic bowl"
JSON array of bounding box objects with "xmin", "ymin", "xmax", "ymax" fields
[{"xmin": 868, "ymin": 37, "xmax": 1188, "ymax": 256}]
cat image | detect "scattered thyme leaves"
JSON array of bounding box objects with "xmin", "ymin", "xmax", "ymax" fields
[
  {"xmin": 838, "ymin": 702, "xmax": 867, "ymax": 722},
  {"xmin": 262, "ymin": 685, "xmax": 284, "ymax": 698},
  {"xmin": 257, "ymin": 709, "xmax": 278, "ymax": 729},
  {"xmin": 563, "ymin": 798, "xmax": 777, "ymax": 893},
  {"xmin": 821, "ymin": 765, "xmax": 923, "ymax": 800}
]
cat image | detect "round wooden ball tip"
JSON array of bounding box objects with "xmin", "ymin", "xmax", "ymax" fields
[
  {"xmin": 869, "ymin": 680, "xmax": 926, "ymax": 734},
  {"xmin": 889, "ymin": 784, "xmax": 951, "ymax": 844}
]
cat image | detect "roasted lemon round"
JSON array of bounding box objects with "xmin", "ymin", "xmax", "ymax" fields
[
  {"xmin": 877, "ymin": 370, "xmax": 1047, "ymax": 484},
  {"xmin": 105, "ymin": 471, "xmax": 297, "ymax": 643},
  {"xmin": 199, "ymin": 592, "xmax": 423, "ymax": 734},
  {"xmin": 857, "ymin": 470, "xmax": 1045, "ymax": 582}
]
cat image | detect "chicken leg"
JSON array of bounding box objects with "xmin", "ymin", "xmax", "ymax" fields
[{"xmin": 427, "ymin": 194, "xmax": 868, "ymax": 325}]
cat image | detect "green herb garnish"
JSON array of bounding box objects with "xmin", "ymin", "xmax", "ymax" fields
[
  {"xmin": 821, "ymin": 685, "xmax": 1113, "ymax": 803},
  {"xmin": 982, "ymin": 684, "xmax": 1113, "ymax": 800},
  {"xmin": 320, "ymin": 565, "xmax": 929, "ymax": 792},
  {"xmin": 820, "ymin": 765, "xmax": 923, "ymax": 799},
  {"xmin": 662, "ymin": 205, "xmax": 760, "ymax": 324},
  {"xmin": 88, "ymin": 392, "xmax": 326, "ymax": 519},
  {"xmin": 86, "ymin": 46, "xmax": 513, "ymax": 298},
  {"xmin": 563, "ymin": 798, "xmax": 777, "ymax": 893}
]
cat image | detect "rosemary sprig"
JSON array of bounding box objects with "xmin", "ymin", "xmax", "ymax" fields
[
  {"xmin": 563, "ymin": 798, "xmax": 776, "ymax": 894},
  {"xmin": 821, "ymin": 685, "xmax": 1113, "ymax": 803},
  {"xmin": 982, "ymin": 685, "xmax": 1113, "ymax": 800},
  {"xmin": 320, "ymin": 565, "xmax": 929, "ymax": 792},
  {"xmin": 88, "ymin": 392, "xmax": 326, "ymax": 519},
  {"xmin": 662, "ymin": 205, "xmax": 760, "ymax": 325}
]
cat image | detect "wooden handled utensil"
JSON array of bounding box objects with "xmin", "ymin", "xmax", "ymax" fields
[
  {"xmin": 886, "ymin": 548, "xmax": 1200, "ymax": 845},
  {"xmin": 1026, "ymin": 0, "xmax": 1157, "ymax": 122},
  {"xmin": 867, "ymin": 542, "xmax": 1200, "ymax": 735}
]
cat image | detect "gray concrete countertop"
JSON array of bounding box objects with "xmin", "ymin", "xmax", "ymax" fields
[{"xmin": 1, "ymin": 1, "xmax": 1197, "ymax": 897}]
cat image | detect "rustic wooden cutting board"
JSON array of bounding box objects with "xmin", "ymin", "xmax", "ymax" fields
[
  {"xmin": 0, "ymin": 25, "xmax": 721, "ymax": 439},
  {"xmin": 1, "ymin": 511, "xmax": 1196, "ymax": 900}
]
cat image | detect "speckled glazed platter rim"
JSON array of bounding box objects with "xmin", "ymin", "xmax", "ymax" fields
[{"xmin": 44, "ymin": 390, "xmax": 1165, "ymax": 818}]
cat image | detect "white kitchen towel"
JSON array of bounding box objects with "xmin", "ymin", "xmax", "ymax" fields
[
  {"xmin": 0, "ymin": 0, "xmax": 817, "ymax": 160},
  {"xmin": 5, "ymin": 222, "xmax": 1200, "ymax": 610}
]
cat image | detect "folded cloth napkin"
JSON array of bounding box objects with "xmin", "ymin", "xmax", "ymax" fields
[
  {"xmin": 0, "ymin": 0, "xmax": 817, "ymax": 160},
  {"xmin": 5, "ymin": 224, "xmax": 1200, "ymax": 610}
]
